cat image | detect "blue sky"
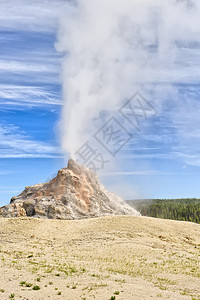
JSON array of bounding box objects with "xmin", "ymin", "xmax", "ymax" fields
[
  {"xmin": 0, "ymin": 1, "xmax": 67, "ymax": 205},
  {"xmin": 1, "ymin": 1, "xmax": 200, "ymax": 206}
]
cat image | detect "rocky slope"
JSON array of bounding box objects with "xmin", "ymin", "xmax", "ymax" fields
[{"xmin": 0, "ymin": 159, "xmax": 140, "ymax": 219}]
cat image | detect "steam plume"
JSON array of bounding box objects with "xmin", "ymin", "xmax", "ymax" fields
[{"xmin": 56, "ymin": 0, "xmax": 200, "ymax": 158}]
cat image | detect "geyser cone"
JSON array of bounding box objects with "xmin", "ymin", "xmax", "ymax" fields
[{"xmin": 0, "ymin": 160, "xmax": 140, "ymax": 219}]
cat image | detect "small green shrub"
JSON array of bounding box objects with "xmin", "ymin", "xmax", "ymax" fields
[{"xmin": 32, "ymin": 285, "xmax": 40, "ymax": 290}]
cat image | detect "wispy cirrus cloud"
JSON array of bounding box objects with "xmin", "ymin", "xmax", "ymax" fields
[
  {"xmin": 0, "ymin": 31, "xmax": 62, "ymax": 107},
  {"xmin": 0, "ymin": 171, "xmax": 13, "ymax": 175},
  {"xmin": 0, "ymin": 85, "xmax": 62, "ymax": 107},
  {"xmin": 0, "ymin": 123, "xmax": 62, "ymax": 158},
  {"xmin": 0, "ymin": 33, "xmax": 61, "ymax": 86},
  {"xmin": 101, "ymin": 170, "xmax": 200, "ymax": 176},
  {"xmin": 101, "ymin": 170, "xmax": 180, "ymax": 176},
  {"xmin": 0, "ymin": 60, "xmax": 58, "ymax": 73},
  {"xmin": 0, "ymin": 1, "xmax": 65, "ymax": 105},
  {"xmin": 0, "ymin": 0, "xmax": 72, "ymax": 32}
]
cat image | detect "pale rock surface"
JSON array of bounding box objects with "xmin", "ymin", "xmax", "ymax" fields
[{"xmin": 0, "ymin": 159, "xmax": 140, "ymax": 219}]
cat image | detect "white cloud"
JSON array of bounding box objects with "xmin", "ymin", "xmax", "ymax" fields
[
  {"xmin": 0, "ymin": 54, "xmax": 61, "ymax": 85},
  {"xmin": 0, "ymin": 154, "xmax": 63, "ymax": 158},
  {"xmin": 0, "ymin": 85, "xmax": 62, "ymax": 106},
  {"xmin": 0, "ymin": 60, "xmax": 58, "ymax": 73},
  {"xmin": 0, "ymin": 171, "xmax": 13, "ymax": 175},
  {"xmin": 0, "ymin": 1, "xmax": 65, "ymax": 94},
  {"xmin": 101, "ymin": 170, "xmax": 176, "ymax": 176},
  {"xmin": 0, "ymin": 124, "xmax": 62, "ymax": 158},
  {"xmin": 0, "ymin": 0, "xmax": 71, "ymax": 32}
]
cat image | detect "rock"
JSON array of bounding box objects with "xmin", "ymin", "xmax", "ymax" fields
[{"xmin": 0, "ymin": 159, "xmax": 140, "ymax": 219}]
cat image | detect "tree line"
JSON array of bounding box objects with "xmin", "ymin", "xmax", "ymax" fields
[{"xmin": 127, "ymin": 198, "xmax": 200, "ymax": 224}]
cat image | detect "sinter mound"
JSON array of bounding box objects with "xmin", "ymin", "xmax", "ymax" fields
[{"xmin": 0, "ymin": 159, "xmax": 140, "ymax": 219}]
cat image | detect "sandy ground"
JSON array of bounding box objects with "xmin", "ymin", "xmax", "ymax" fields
[{"xmin": 0, "ymin": 215, "xmax": 200, "ymax": 300}]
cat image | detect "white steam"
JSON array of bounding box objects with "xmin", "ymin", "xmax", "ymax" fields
[{"xmin": 56, "ymin": 0, "xmax": 200, "ymax": 158}]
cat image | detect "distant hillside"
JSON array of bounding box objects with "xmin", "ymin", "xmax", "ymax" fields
[{"xmin": 127, "ymin": 198, "xmax": 200, "ymax": 224}]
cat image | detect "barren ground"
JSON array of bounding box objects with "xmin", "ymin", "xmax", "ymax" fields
[{"xmin": 0, "ymin": 216, "xmax": 200, "ymax": 300}]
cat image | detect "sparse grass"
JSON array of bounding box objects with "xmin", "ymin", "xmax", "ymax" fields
[
  {"xmin": 1, "ymin": 216, "xmax": 200, "ymax": 299},
  {"xmin": 115, "ymin": 279, "xmax": 125, "ymax": 283},
  {"xmin": 19, "ymin": 281, "xmax": 33, "ymax": 288},
  {"xmin": 25, "ymin": 282, "xmax": 33, "ymax": 287},
  {"xmin": 114, "ymin": 291, "xmax": 120, "ymax": 295},
  {"xmin": 69, "ymin": 266, "xmax": 77, "ymax": 274},
  {"xmin": 91, "ymin": 273, "xmax": 101, "ymax": 278},
  {"xmin": 81, "ymin": 267, "xmax": 86, "ymax": 272}
]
